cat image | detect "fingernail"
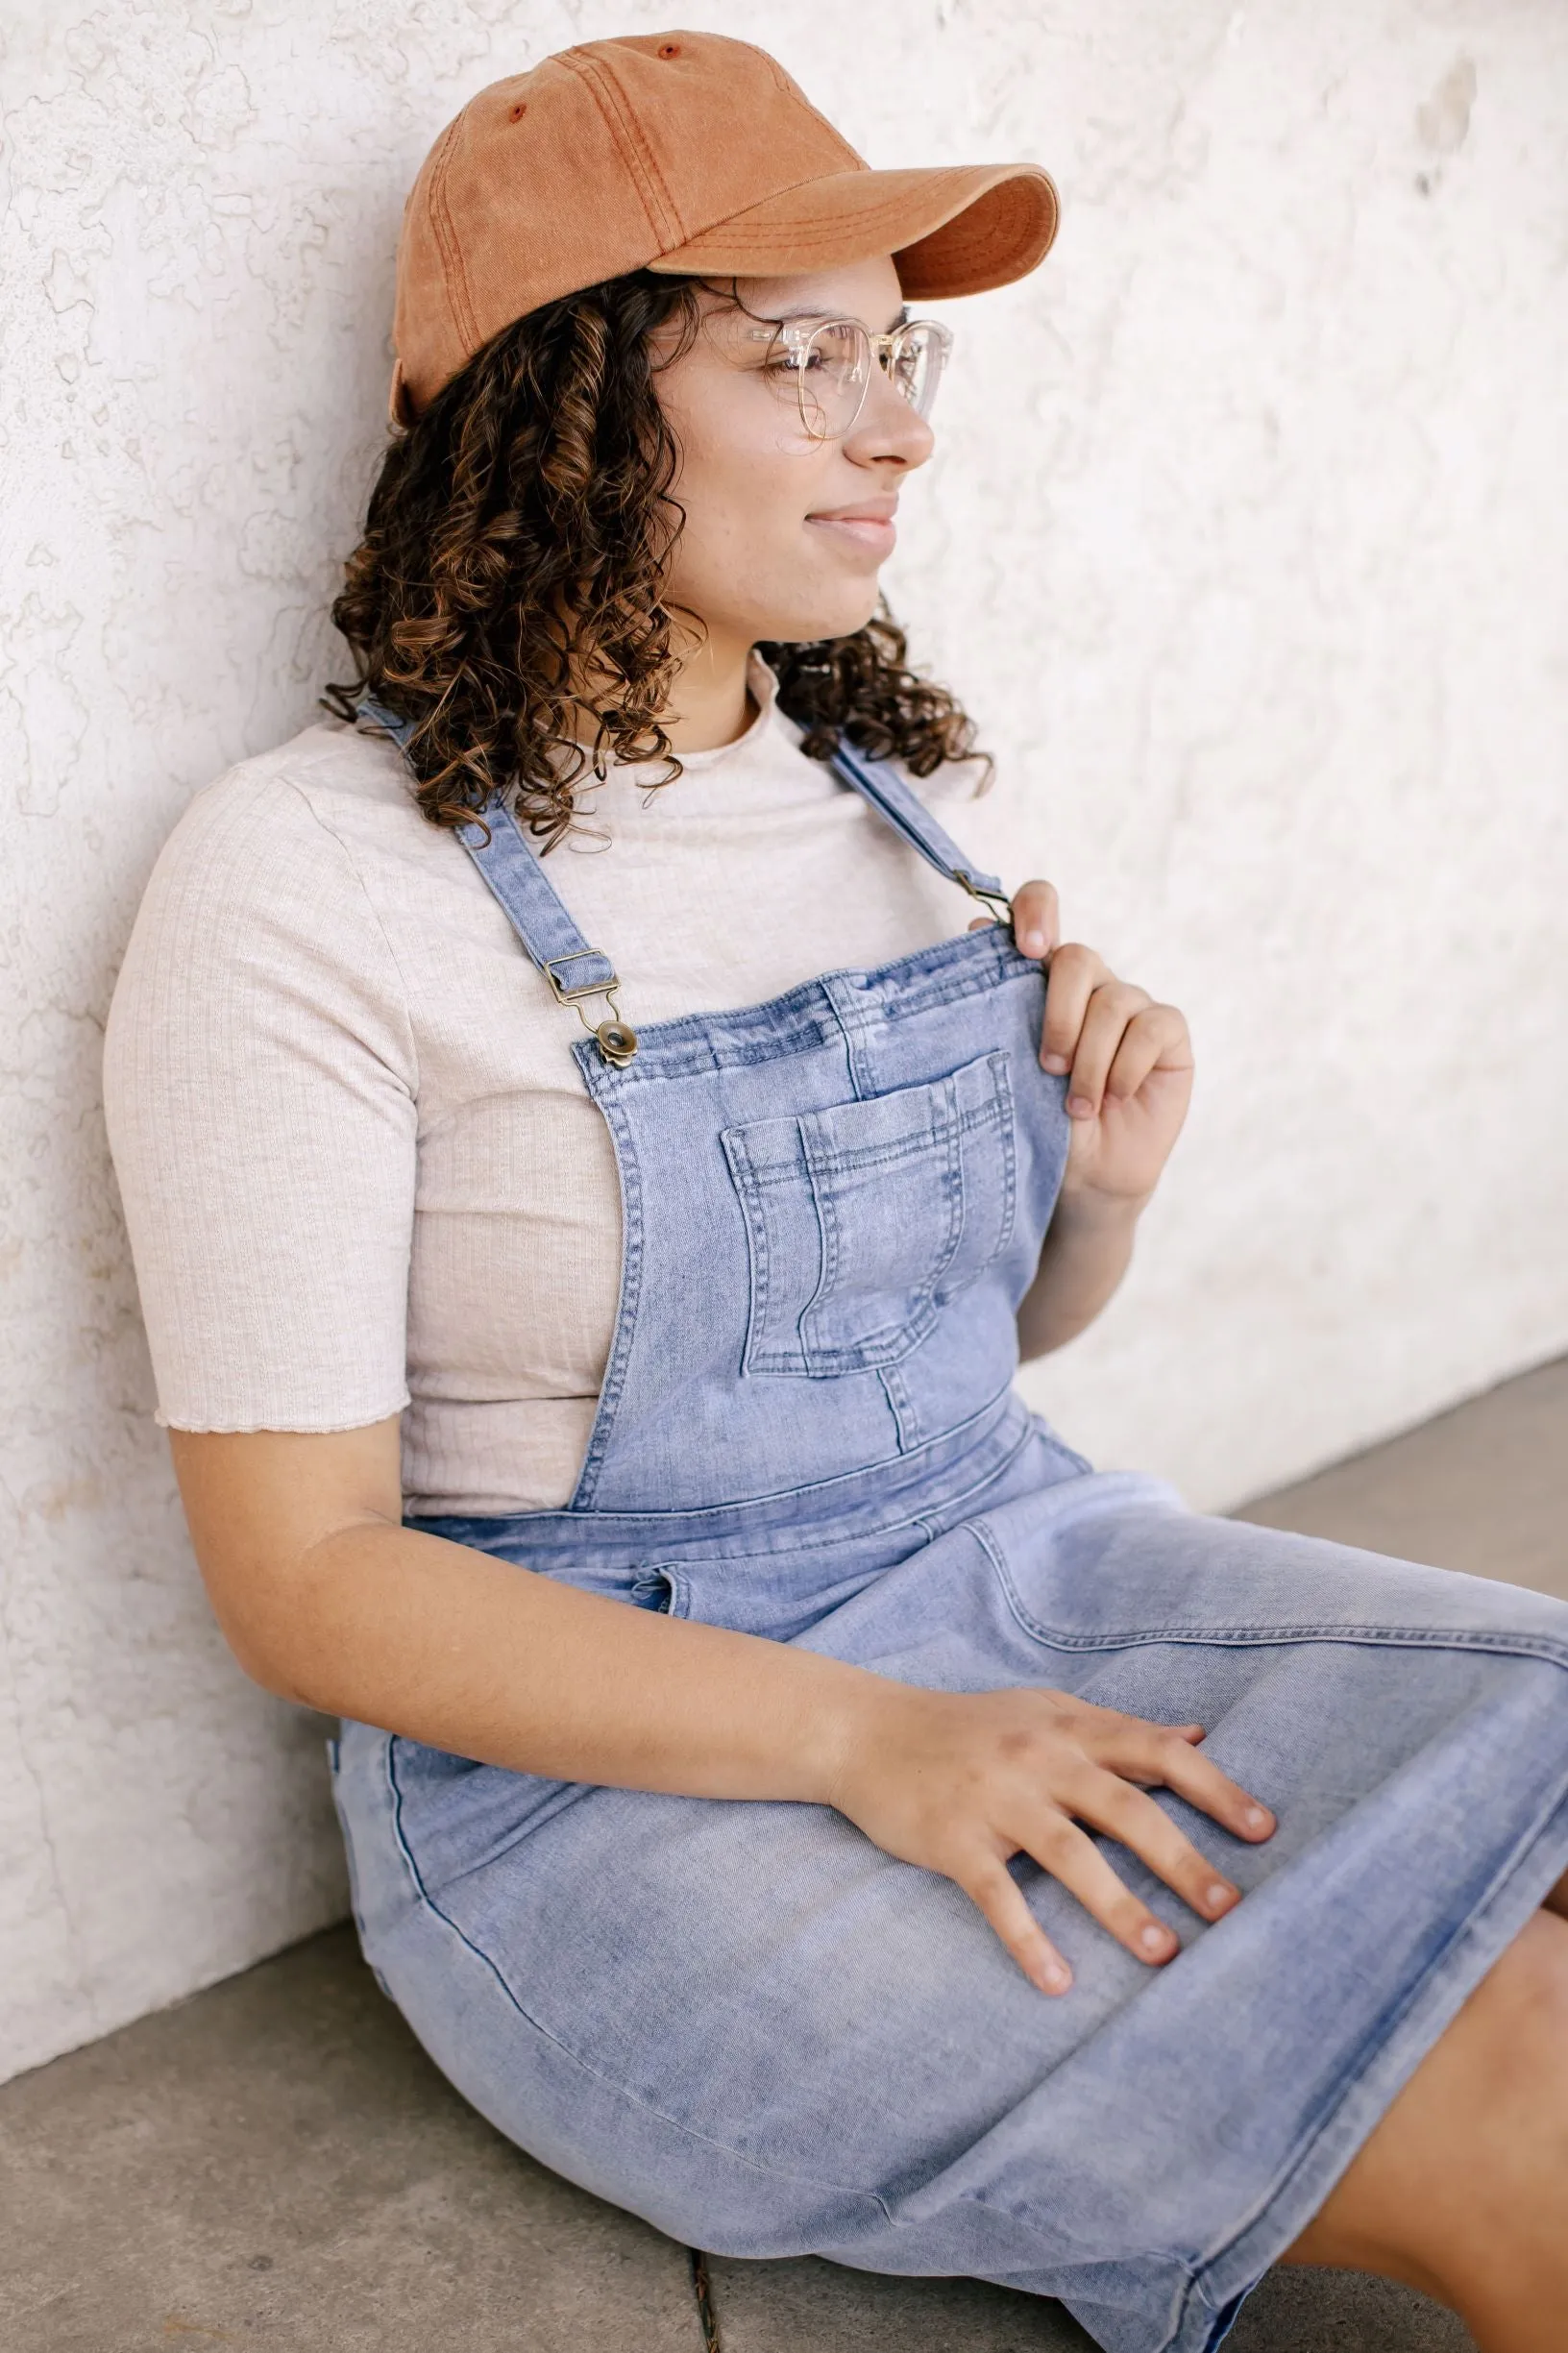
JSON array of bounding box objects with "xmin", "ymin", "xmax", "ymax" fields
[
  {"xmin": 1139, "ymin": 1923, "xmax": 1175, "ymax": 1957},
  {"xmin": 1243, "ymin": 1806, "xmax": 1271, "ymax": 1834},
  {"xmin": 1038, "ymin": 1958, "xmax": 1072, "ymax": 1995},
  {"xmin": 1020, "ymin": 930, "xmax": 1045, "ymax": 957},
  {"xmin": 1067, "ymin": 1095, "xmax": 1094, "ymax": 1118},
  {"xmin": 1205, "ymin": 1883, "xmax": 1236, "ymax": 1914},
  {"xmin": 1041, "ymin": 1053, "xmax": 1069, "ymax": 1073}
]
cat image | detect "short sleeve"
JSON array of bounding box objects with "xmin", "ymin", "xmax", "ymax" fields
[{"xmin": 103, "ymin": 768, "xmax": 419, "ymax": 1432}]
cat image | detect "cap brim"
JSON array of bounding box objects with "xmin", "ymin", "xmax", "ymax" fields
[{"xmin": 648, "ymin": 162, "xmax": 1059, "ymax": 299}]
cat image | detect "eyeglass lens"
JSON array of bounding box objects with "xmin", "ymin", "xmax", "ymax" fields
[{"xmin": 792, "ymin": 320, "xmax": 949, "ymax": 441}]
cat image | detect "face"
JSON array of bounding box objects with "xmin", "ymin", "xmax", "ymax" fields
[{"xmin": 652, "ymin": 257, "xmax": 937, "ymax": 663}]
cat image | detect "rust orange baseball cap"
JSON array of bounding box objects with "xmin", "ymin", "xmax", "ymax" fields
[{"xmin": 390, "ymin": 30, "xmax": 1059, "ymax": 423}]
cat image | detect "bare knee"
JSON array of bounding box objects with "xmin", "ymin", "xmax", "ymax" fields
[{"xmin": 1284, "ymin": 1911, "xmax": 1568, "ymax": 2329}]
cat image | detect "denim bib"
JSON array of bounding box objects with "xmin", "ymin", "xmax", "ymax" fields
[{"xmin": 357, "ymin": 697, "xmax": 1074, "ymax": 1517}]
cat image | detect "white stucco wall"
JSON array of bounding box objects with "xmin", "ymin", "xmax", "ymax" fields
[{"xmin": 3, "ymin": 0, "xmax": 1565, "ymax": 2082}]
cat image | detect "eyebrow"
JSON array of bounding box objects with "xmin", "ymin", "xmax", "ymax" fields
[{"xmin": 750, "ymin": 303, "xmax": 912, "ymax": 334}]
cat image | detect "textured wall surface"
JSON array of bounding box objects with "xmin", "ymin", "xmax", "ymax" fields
[{"xmin": 3, "ymin": 0, "xmax": 1565, "ymax": 2080}]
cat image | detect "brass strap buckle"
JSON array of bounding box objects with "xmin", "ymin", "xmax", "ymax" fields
[
  {"xmin": 544, "ymin": 950, "xmax": 619, "ymax": 1005},
  {"xmin": 954, "ymin": 870, "xmax": 1015, "ymax": 929},
  {"xmin": 542, "ymin": 955, "xmax": 638, "ymax": 1067}
]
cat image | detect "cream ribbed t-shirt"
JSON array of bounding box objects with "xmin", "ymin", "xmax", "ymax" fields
[{"xmin": 104, "ymin": 660, "xmax": 1027, "ymax": 1514}]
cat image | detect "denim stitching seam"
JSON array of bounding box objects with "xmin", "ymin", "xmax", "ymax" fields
[
  {"xmin": 580, "ymin": 933, "xmax": 1030, "ymax": 1085},
  {"xmin": 568, "ymin": 1082, "xmax": 647, "ymax": 1506},
  {"xmin": 723, "ymin": 1122, "xmax": 800, "ymax": 1375},
  {"xmin": 975, "ymin": 1515, "xmax": 1568, "ymax": 1668}
]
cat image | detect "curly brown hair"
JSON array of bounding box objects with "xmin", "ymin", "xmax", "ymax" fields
[{"xmin": 325, "ymin": 270, "xmax": 986, "ymax": 848}]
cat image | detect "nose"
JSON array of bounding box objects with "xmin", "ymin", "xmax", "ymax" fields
[{"xmin": 842, "ymin": 363, "xmax": 936, "ymax": 471}]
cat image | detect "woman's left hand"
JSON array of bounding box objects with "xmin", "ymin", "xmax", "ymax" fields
[{"xmin": 974, "ymin": 879, "xmax": 1195, "ymax": 1208}]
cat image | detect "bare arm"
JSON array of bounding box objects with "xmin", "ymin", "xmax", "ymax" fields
[
  {"xmin": 1017, "ymin": 1189, "xmax": 1146, "ymax": 1360},
  {"xmin": 172, "ymin": 1414, "xmax": 868, "ymax": 1802}
]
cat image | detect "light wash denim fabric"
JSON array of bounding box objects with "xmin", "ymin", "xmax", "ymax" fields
[{"xmin": 334, "ymin": 712, "xmax": 1568, "ymax": 2352}]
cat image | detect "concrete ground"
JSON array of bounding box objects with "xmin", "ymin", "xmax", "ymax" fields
[{"xmin": 6, "ymin": 1357, "xmax": 1563, "ymax": 2353}]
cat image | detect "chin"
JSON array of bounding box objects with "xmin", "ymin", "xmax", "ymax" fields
[{"xmin": 754, "ymin": 587, "xmax": 883, "ymax": 647}]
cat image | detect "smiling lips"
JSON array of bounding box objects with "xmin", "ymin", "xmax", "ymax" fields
[{"xmin": 806, "ymin": 500, "xmax": 898, "ymax": 556}]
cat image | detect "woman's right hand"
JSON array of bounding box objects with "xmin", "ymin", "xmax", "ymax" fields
[{"xmin": 825, "ymin": 1679, "xmax": 1277, "ymax": 1994}]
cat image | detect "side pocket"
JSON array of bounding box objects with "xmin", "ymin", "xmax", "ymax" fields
[{"xmin": 629, "ymin": 1565, "xmax": 690, "ymax": 1617}]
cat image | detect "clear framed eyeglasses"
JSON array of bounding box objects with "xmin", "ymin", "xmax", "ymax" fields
[{"xmin": 747, "ymin": 314, "xmax": 954, "ymax": 443}]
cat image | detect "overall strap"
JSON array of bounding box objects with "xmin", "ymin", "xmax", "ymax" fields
[
  {"xmin": 357, "ymin": 698, "xmax": 622, "ymax": 1014},
  {"xmin": 826, "ymin": 738, "xmax": 1011, "ymax": 920},
  {"xmin": 356, "ymin": 697, "xmax": 1009, "ymax": 1066}
]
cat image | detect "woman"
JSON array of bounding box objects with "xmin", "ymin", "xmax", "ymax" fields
[{"xmin": 104, "ymin": 34, "xmax": 1568, "ymax": 2353}]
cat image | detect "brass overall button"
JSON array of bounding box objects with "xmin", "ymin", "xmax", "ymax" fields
[{"xmin": 596, "ymin": 1017, "xmax": 638, "ymax": 1067}]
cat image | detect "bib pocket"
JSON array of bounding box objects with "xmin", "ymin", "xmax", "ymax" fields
[{"xmin": 722, "ymin": 1050, "xmax": 1017, "ymax": 1378}]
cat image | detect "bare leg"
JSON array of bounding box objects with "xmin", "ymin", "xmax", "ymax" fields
[
  {"xmin": 1282, "ymin": 1909, "xmax": 1568, "ymax": 2350},
  {"xmin": 1543, "ymin": 1868, "xmax": 1568, "ymax": 1923}
]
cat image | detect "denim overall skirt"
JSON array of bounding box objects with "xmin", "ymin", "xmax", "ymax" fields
[{"xmin": 334, "ymin": 711, "xmax": 1568, "ymax": 2353}]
